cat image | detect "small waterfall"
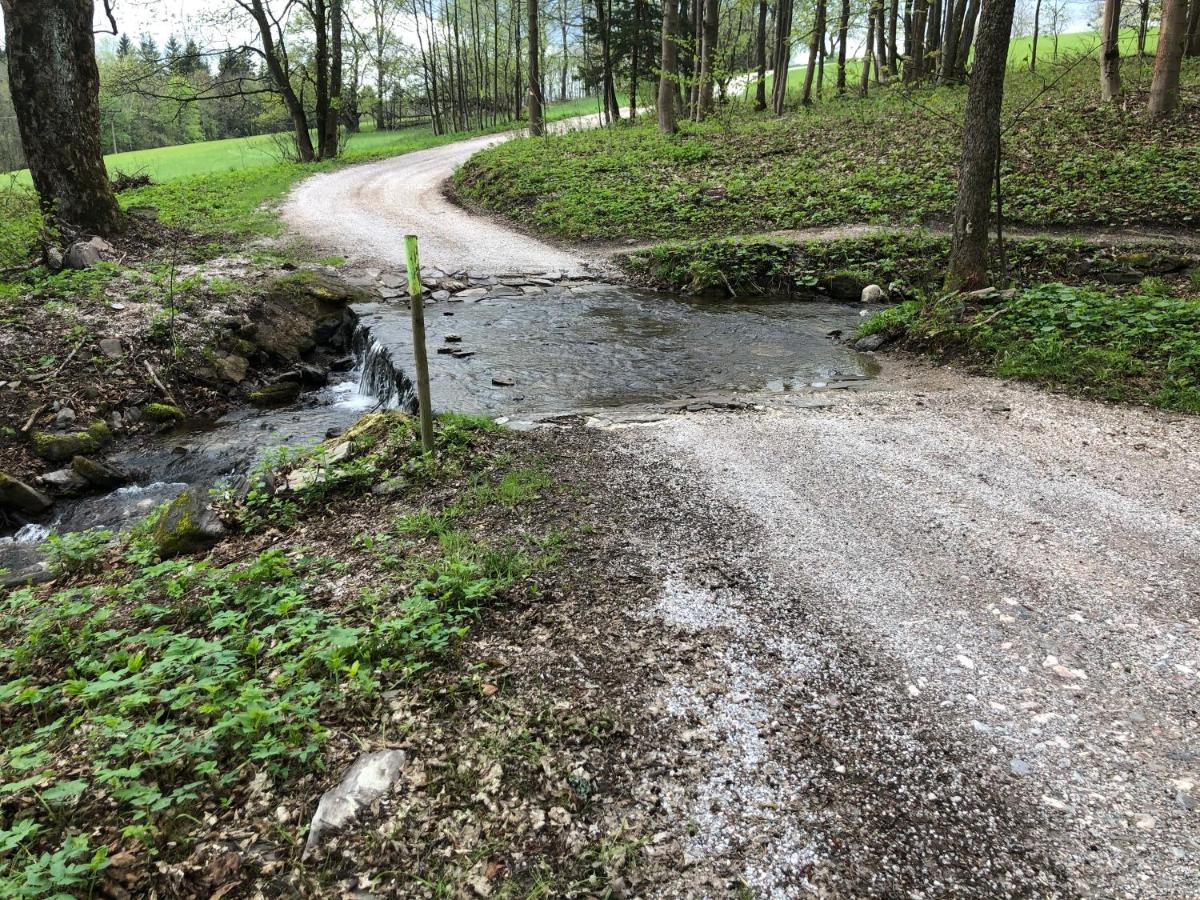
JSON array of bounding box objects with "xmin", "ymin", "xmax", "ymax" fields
[{"xmin": 351, "ymin": 322, "xmax": 418, "ymax": 412}]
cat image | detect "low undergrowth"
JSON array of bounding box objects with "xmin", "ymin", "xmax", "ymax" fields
[
  {"xmin": 0, "ymin": 413, "xmax": 628, "ymax": 896},
  {"xmin": 621, "ymin": 231, "xmax": 1198, "ymax": 299},
  {"xmin": 453, "ymin": 60, "xmax": 1200, "ymax": 242},
  {"xmin": 862, "ymin": 282, "xmax": 1200, "ymax": 412}
]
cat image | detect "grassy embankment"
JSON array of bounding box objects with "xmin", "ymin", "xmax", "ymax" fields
[{"xmin": 453, "ymin": 45, "xmax": 1200, "ymax": 413}]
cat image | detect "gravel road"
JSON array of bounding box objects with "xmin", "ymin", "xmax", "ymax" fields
[
  {"xmin": 281, "ymin": 114, "xmax": 618, "ymax": 277},
  {"xmin": 601, "ymin": 362, "xmax": 1199, "ymax": 897}
]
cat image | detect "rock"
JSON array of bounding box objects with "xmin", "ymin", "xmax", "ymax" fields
[
  {"xmin": 40, "ymin": 468, "xmax": 90, "ymax": 495},
  {"xmin": 213, "ymin": 353, "xmax": 249, "ymax": 384},
  {"xmin": 964, "ymin": 286, "xmax": 1000, "ymax": 302},
  {"xmin": 303, "ymin": 750, "xmax": 407, "ymax": 859},
  {"xmin": 153, "ymin": 489, "xmax": 226, "ymax": 558},
  {"xmin": 330, "ymin": 356, "xmax": 356, "ymax": 373},
  {"xmin": 380, "ymin": 273, "xmax": 405, "ymax": 289},
  {"xmin": 45, "ymin": 247, "xmax": 64, "ymax": 272},
  {"xmin": 491, "ymin": 376, "xmax": 516, "ymax": 387},
  {"xmin": 378, "ymin": 287, "xmax": 402, "ymax": 300},
  {"xmin": 1010, "ymin": 758, "xmax": 1033, "ymax": 777},
  {"xmin": 248, "ymin": 381, "xmax": 302, "ymax": 407},
  {"xmin": 431, "ymin": 290, "xmax": 451, "ymax": 301},
  {"xmin": 98, "ymin": 338, "xmax": 124, "ymax": 360},
  {"xmin": 141, "ymin": 403, "xmax": 185, "ymax": 424},
  {"xmin": 30, "ymin": 421, "xmax": 112, "ymax": 462},
  {"xmin": 54, "ymin": 407, "xmax": 77, "ymax": 427},
  {"xmin": 860, "ymin": 284, "xmax": 887, "ymax": 303},
  {"xmin": 854, "ymin": 333, "xmax": 888, "ymax": 352},
  {"xmin": 455, "ymin": 287, "xmax": 488, "ymax": 300},
  {"xmin": 444, "ymin": 333, "xmax": 463, "ymax": 343},
  {"xmin": 0, "ymin": 472, "xmax": 53, "ymax": 514},
  {"xmin": 296, "ymin": 364, "xmax": 329, "ymax": 387},
  {"xmin": 64, "ymin": 241, "xmax": 100, "ymax": 270},
  {"xmin": 0, "ymin": 560, "xmax": 54, "ymax": 588},
  {"xmin": 253, "ymin": 272, "xmax": 366, "ymax": 362},
  {"xmin": 71, "ymin": 455, "xmax": 130, "ymax": 489},
  {"xmin": 371, "ymin": 476, "xmax": 408, "ymax": 496}
]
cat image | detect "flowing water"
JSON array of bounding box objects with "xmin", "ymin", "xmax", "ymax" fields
[{"xmin": 2, "ymin": 284, "xmax": 877, "ymax": 571}]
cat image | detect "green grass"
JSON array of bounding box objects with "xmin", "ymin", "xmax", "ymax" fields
[
  {"xmin": 454, "ymin": 57, "xmax": 1200, "ymax": 243},
  {"xmin": 860, "ymin": 281, "xmax": 1200, "ymax": 412}
]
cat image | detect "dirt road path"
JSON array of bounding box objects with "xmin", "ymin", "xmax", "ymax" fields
[
  {"xmin": 572, "ymin": 363, "xmax": 1199, "ymax": 897},
  {"xmin": 281, "ymin": 115, "xmax": 622, "ymax": 278}
]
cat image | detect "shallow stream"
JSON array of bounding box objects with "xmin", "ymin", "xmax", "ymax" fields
[{"xmin": 2, "ymin": 284, "xmax": 878, "ymax": 570}]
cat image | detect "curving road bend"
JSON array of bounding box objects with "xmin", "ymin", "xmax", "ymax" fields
[{"xmin": 281, "ymin": 114, "xmax": 615, "ymax": 278}]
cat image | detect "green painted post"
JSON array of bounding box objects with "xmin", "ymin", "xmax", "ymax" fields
[{"xmin": 405, "ymin": 234, "xmax": 436, "ymax": 456}]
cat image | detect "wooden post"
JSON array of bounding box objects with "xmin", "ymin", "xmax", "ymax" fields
[{"xmin": 404, "ymin": 235, "xmax": 436, "ymax": 456}]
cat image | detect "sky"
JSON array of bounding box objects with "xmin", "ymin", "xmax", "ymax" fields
[{"xmin": 94, "ymin": 0, "xmax": 255, "ymax": 49}]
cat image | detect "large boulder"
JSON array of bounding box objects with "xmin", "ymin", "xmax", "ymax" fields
[
  {"xmin": 0, "ymin": 472, "xmax": 52, "ymax": 515},
  {"xmin": 153, "ymin": 489, "xmax": 227, "ymax": 558},
  {"xmin": 71, "ymin": 456, "xmax": 130, "ymax": 490},
  {"xmin": 64, "ymin": 236, "xmax": 115, "ymax": 270},
  {"xmin": 249, "ymin": 272, "xmax": 367, "ymax": 362}
]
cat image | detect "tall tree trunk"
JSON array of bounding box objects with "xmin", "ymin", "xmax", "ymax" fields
[
  {"xmin": 528, "ymin": 0, "xmax": 544, "ymax": 132},
  {"xmin": 324, "ymin": 0, "xmax": 343, "ymax": 157},
  {"xmin": 924, "ymin": 0, "xmax": 941, "ymax": 71},
  {"xmin": 1030, "ymin": 0, "xmax": 1040, "ymax": 70},
  {"xmin": 1187, "ymin": 0, "xmax": 1200, "ymax": 55},
  {"xmin": 888, "ymin": 0, "xmax": 900, "ymax": 75},
  {"xmin": 772, "ymin": 0, "xmax": 795, "ymax": 114},
  {"xmin": 0, "ymin": 0, "xmax": 122, "ymax": 236},
  {"xmin": 954, "ymin": 0, "xmax": 980, "ymax": 73},
  {"xmin": 875, "ymin": 0, "xmax": 888, "ymax": 78},
  {"xmin": 659, "ymin": 0, "xmax": 681, "ymax": 131},
  {"xmin": 244, "ymin": 0, "xmax": 316, "ymax": 160},
  {"xmin": 312, "ymin": 0, "xmax": 331, "ymax": 159},
  {"xmin": 630, "ymin": 0, "xmax": 643, "ymax": 119},
  {"xmin": 947, "ymin": 0, "xmax": 1016, "ymax": 292},
  {"xmin": 861, "ymin": 5, "xmax": 876, "ymax": 94},
  {"xmin": 697, "ymin": 0, "xmax": 719, "ymax": 118},
  {"xmin": 801, "ymin": 0, "xmax": 824, "ymax": 103},
  {"xmin": 940, "ymin": 0, "xmax": 965, "ymax": 80},
  {"xmin": 596, "ymin": 0, "xmax": 620, "ymax": 121},
  {"xmin": 560, "ymin": 0, "xmax": 570, "ymax": 99},
  {"xmin": 690, "ymin": 0, "xmax": 702, "ymax": 114},
  {"xmin": 836, "ymin": 0, "xmax": 851, "ymax": 92},
  {"xmin": 1100, "ymin": 0, "xmax": 1122, "ymax": 102},
  {"xmin": 1149, "ymin": 0, "xmax": 1189, "ymax": 115},
  {"xmin": 908, "ymin": 0, "xmax": 927, "ymax": 79},
  {"xmin": 755, "ymin": 0, "xmax": 769, "ymax": 108},
  {"xmin": 1137, "ymin": 0, "xmax": 1150, "ymax": 55}
]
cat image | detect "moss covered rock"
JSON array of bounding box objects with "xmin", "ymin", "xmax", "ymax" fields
[
  {"xmin": 154, "ymin": 489, "xmax": 226, "ymax": 558},
  {"xmin": 142, "ymin": 403, "xmax": 186, "ymax": 423},
  {"xmin": 248, "ymin": 381, "xmax": 302, "ymax": 407},
  {"xmin": 30, "ymin": 421, "xmax": 113, "ymax": 462}
]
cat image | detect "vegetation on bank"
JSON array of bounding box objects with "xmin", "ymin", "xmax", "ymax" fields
[
  {"xmin": 860, "ymin": 282, "xmax": 1200, "ymax": 412},
  {"xmin": 0, "ymin": 412, "xmax": 634, "ymax": 896},
  {"xmin": 453, "ymin": 60, "xmax": 1200, "ymax": 242}
]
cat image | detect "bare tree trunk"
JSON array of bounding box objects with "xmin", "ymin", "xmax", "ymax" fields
[
  {"xmin": 940, "ymin": 0, "xmax": 966, "ymax": 80},
  {"xmin": 888, "ymin": 0, "xmax": 900, "ymax": 75},
  {"xmin": 690, "ymin": 0, "xmax": 702, "ymax": 113},
  {"xmin": 1149, "ymin": 0, "xmax": 1189, "ymax": 115},
  {"xmin": 755, "ymin": 0, "xmax": 769, "ymax": 108},
  {"xmin": 528, "ymin": 0, "xmax": 544, "ymax": 132},
  {"xmin": 659, "ymin": 0, "xmax": 680, "ymax": 131},
  {"xmin": 861, "ymin": 6, "xmax": 876, "ymax": 94},
  {"xmin": 324, "ymin": 0, "xmax": 343, "ymax": 157},
  {"xmin": 0, "ymin": 0, "xmax": 122, "ymax": 236},
  {"xmin": 801, "ymin": 0, "xmax": 823, "ymax": 103},
  {"xmin": 772, "ymin": 0, "xmax": 795, "ymax": 114},
  {"xmin": 1030, "ymin": 0, "xmax": 1041, "ymax": 71},
  {"xmin": 836, "ymin": 0, "xmax": 851, "ymax": 91},
  {"xmin": 924, "ymin": 0, "xmax": 941, "ymax": 72},
  {"xmin": 697, "ymin": 0, "xmax": 719, "ymax": 118},
  {"xmin": 311, "ymin": 0, "xmax": 332, "ymax": 159},
  {"xmin": 242, "ymin": 0, "xmax": 317, "ymax": 160},
  {"xmin": 630, "ymin": 0, "xmax": 643, "ymax": 119},
  {"xmin": 596, "ymin": 0, "xmax": 621, "ymax": 121},
  {"xmin": 908, "ymin": 0, "xmax": 927, "ymax": 79},
  {"xmin": 955, "ymin": 0, "xmax": 980, "ymax": 72},
  {"xmin": 1187, "ymin": 0, "xmax": 1200, "ymax": 55},
  {"xmin": 1137, "ymin": 0, "xmax": 1150, "ymax": 55},
  {"xmin": 947, "ymin": 0, "xmax": 1016, "ymax": 291},
  {"xmin": 875, "ymin": 0, "xmax": 889, "ymax": 77},
  {"xmin": 559, "ymin": 0, "xmax": 570, "ymax": 99},
  {"xmin": 1100, "ymin": 0, "xmax": 1122, "ymax": 102}
]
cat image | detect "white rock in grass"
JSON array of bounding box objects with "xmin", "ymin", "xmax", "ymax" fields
[
  {"xmin": 302, "ymin": 750, "xmax": 406, "ymax": 858},
  {"xmin": 861, "ymin": 284, "xmax": 886, "ymax": 303}
]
